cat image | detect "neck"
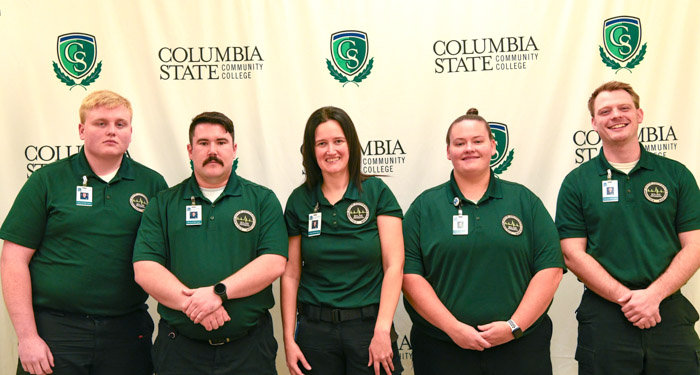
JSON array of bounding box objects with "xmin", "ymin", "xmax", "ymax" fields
[
  {"xmin": 602, "ymin": 140, "xmax": 641, "ymax": 163},
  {"xmin": 454, "ymin": 169, "xmax": 490, "ymax": 202},
  {"xmin": 84, "ymin": 152, "xmax": 123, "ymax": 176},
  {"xmin": 321, "ymin": 171, "xmax": 350, "ymax": 205},
  {"xmin": 195, "ymin": 170, "xmax": 231, "ymax": 189}
]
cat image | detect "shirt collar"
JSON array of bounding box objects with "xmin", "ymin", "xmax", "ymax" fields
[
  {"xmin": 71, "ymin": 148, "xmax": 133, "ymax": 182},
  {"xmin": 313, "ymin": 179, "xmax": 361, "ymax": 207},
  {"xmin": 594, "ymin": 142, "xmax": 654, "ymax": 176},
  {"xmin": 182, "ymin": 170, "xmax": 242, "ymax": 202},
  {"xmin": 446, "ymin": 169, "xmax": 502, "ymax": 206}
]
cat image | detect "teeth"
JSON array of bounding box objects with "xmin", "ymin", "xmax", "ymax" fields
[
  {"xmin": 610, "ymin": 124, "xmax": 627, "ymax": 129},
  {"xmin": 326, "ymin": 157, "xmax": 340, "ymax": 162}
]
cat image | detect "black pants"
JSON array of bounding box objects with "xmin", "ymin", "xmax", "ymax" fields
[
  {"xmin": 295, "ymin": 314, "xmax": 403, "ymax": 374},
  {"xmin": 411, "ymin": 315, "xmax": 553, "ymax": 375},
  {"xmin": 17, "ymin": 307, "xmax": 153, "ymax": 375},
  {"xmin": 152, "ymin": 311, "xmax": 277, "ymax": 375},
  {"xmin": 575, "ymin": 289, "xmax": 700, "ymax": 375}
]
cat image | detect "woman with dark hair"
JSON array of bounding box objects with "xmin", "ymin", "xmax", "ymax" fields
[
  {"xmin": 402, "ymin": 108, "xmax": 565, "ymax": 375},
  {"xmin": 282, "ymin": 106, "xmax": 404, "ymax": 375}
]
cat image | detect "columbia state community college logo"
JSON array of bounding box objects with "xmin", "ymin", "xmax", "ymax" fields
[
  {"xmin": 53, "ymin": 33, "xmax": 102, "ymax": 89},
  {"xmin": 326, "ymin": 31, "xmax": 374, "ymax": 86},
  {"xmin": 599, "ymin": 16, "xmax": 647, "ymax": 72},
  {"xmin": 489, "ymin": 123, "xmax": 514, "ymax": 175}
]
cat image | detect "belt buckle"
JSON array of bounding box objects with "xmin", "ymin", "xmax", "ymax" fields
[
  {"xmin": 331, "ymin": 309, "xmax": 341, "ymax": 323},
  {"xmin": 208, "ymin": 337, "xmax": 230, "ymax": 346}
]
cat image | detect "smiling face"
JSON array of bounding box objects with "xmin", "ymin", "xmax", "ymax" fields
[
  {"xmin": 187, "ymin": 123, "xmax": 237, "ymax": 188},
  {"xmin": 447, "ymin": 119, "xmax": 496, "ymax": 178},
  {"xmin": 314, "ymin": 120, "xmax": 350, "ymax": 179},
  {"xmin": 591, "ymin": 89, "xmax": 644, "ymax": 147},
  {"xmin": 79, "ymin": 105, "xmax": 132, "ymax": 161}
]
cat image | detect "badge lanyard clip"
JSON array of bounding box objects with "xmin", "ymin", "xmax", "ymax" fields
[
  {"xmin": 76, "ymin": 175, "xmax": 93, "ymax": 206},
  {"xmin": 186, "ymin": 195, "xmax": 203, "ymax": 226},
  {"xmin": 308, "ymin": 202, "xmax": 322, "ymax": 237},
  {"xmin": 602, "ymin": 169, "xmax": 619, "ymax": 203},
  {"xmin": 452, "ymin": 197, "xmax": 468, "ymax": 235}
]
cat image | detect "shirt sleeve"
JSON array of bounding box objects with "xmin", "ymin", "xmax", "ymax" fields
[
  {"xmin": 132, "ymin": 195, "xmax": 168, "ymax": 265},
  {"xmin": 402, "ymin": 197, "xmax": 425, "ymax": 276},
  {"xmin": 0, "ymin": 171, "xmax": 49, "ymax": 249},
  {"xmin": 530, "ymin": 195, "xmax": 567, "ymax": 273},
  {"xmin": 374, "ymin": 178, "xmax": 403, "ymax": 218},
  {"xmin": 676, "ymin": 165, "xmax": 700, "ymax": 233},
  {"xmin": 256, "ymin": 189, "xmax": 289, "ymax": 258},
  {"xmin": 284, "ymin": 188, "xmax": 302, "ymax": 236},
  {"xmin": 555, "ymin": 171, "xmax": 588, "ymax": 239}
]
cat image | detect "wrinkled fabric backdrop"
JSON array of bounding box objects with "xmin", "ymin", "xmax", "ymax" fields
[{"xmin": 1, "ymin": 1, "xmax": 698, "ymax": 374}]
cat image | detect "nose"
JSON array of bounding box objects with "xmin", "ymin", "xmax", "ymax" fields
[
  {"xmin": 208, "ymin": 143, "xmax": 217, "ymax": 154},
  {"xmin": 610, "ymin": 108, "xmax": 623, "ymax": 118},
  {"xmin": 106, "ymin": 123, "xmax": 116, "ymax": 134}
]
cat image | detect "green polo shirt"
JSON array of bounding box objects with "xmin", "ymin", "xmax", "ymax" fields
[
  {"xmin": 556, "ymin": 144, "xmax": 700, "ymax": 289},
  {"xmin": 403, "ymin": 171, "xmax": 565, "ymax": 342},
  {"xmin": 0, "ymin": 149, "xmax": 167, "ymax": 316},
  {"xmin": 285, "ymin": 176, "xmax": 402, "ymax": 308},
  {"xmin": 133, "ymin": 172, "xmax": 287, "ymax": 340}
]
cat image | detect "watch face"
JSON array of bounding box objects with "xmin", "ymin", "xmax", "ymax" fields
[{"xmin": 215, "ymin": 283, "xmax": 226, "ymax": 295}]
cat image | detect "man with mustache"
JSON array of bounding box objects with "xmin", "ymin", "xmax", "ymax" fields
[
  {"xmin": 132, "ymin": 111, "xmax": 287, "ymax": 374},
  {"xmin": 556, "ymin": 81, "xmax": 700, "ymax": 374},
  {"xmin": 1, "ymin": 90, "xmax": 167, "ymax": 375}
]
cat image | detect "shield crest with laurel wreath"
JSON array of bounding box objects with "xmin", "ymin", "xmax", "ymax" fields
[
  {"xmin": 603, "ymin": 17, "xmax": 641, "ymax": 63},
  {"xmin": 489, "ymin": 123, "xmax": 509, "ymax": 166},
  {"xmin": 57, "ymin": 33, "xmax": 97, "ymax": 79},
  {"xmin": 330, "ymin": 31, "xmax": 368, "ymax": 76}
]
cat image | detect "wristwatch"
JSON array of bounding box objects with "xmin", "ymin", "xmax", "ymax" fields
[
  {"xmin": 507, "ymin": 319, "xmax": 522, "ymax": 339},
  {"xmin": 214, "ymin": 283, "xmax": 228, "ymax": 301}
]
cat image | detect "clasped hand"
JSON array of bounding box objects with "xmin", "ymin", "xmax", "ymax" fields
[{"xmin": 181, "ymin": 286, "xmax": 231, "ymax": 330}]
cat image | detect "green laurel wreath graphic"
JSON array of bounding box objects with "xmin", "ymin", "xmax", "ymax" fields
[
  {"xmin": 326, "ymin": 59, "xmax": 349, "ymax": 83},
  {"xmin": 52, "ymin": 61, "xmax": 102, "ymax": 90},
  {"xmin": 598, "ymin": 46, "xmax": 621, "ymax": 70},
  {"xmin": 493, "ymin": 149, "xmax": 514, "ymax": 175},
  {"xmin": 352, "ymin": 58, "xmax": 373, "ymax": 83},
  {"xmin": 599, "ymin": 43, "xmax": 647, "ymax": 73},
  {"xmin": 326, "ymin": 58, "xmax": 373, "ymax": 86},
  {"xmin": 625, "ymin": 43, "xmax": 647, "ymax": 69},
  {"xmin": 80, "ymin": 61, "xmax": 102, "ymax": 87},
  {"xmin": 52, "ymin": 61, "xmax": 77, "ymax": 86}
]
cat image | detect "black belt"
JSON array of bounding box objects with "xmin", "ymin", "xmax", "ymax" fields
[
  {"xmin": 161, "ymin": 313, "xmax": 266, "ymax": 346},
  {"xmin": 299, "ymin": 304, "xmax": 379, "ymax": 323}
]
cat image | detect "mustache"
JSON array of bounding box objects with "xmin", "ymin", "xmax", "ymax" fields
[{"xmin": 203, "ymin": 156, "xmax": 224, "ymax": 166}]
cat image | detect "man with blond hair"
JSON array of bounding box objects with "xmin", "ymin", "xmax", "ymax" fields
[
  {"xmin": 556, "ymin": 81, "xmax": 700, "ymax": 374},
  {"xmin": 1, "ymin": 90, "xmax": 167, "ymax": 375}
]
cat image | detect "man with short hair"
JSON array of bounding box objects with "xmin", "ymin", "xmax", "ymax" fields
[
  {"xmin": 556, "ymin": 81, "xmax": 700, "ymax": 374},
  {"xmin": 133, "ymin": 111, "xmax": 287, "ymax": 374},
  {"xmin": 1, "ymin": 90, "xmax": 167, "ymax": 375}
]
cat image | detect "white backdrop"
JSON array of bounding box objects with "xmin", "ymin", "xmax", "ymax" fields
[{"xmin": 1, "ymin": 1, "xmax": 699, "ymax": 374}]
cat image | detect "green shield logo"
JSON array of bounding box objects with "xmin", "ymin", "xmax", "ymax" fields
[
  {"xmin": 489, "ymin": 123, "xmax": 509, "ymax": 166},
  {"xmin": 57, "ymin": 33, "xmax": 97, "ymax": 79},
  {"xmin": 331, "ymin": 31, "xmax": 368, "ymax": 76},
  {"xmin": 603, "ymin": 17, "xmax": 641, "ymax": 62}
]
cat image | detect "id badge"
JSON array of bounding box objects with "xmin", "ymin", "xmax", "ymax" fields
[
  {"xmin": 453, "ymin": 215, "xmax": 468, "ymax": 235},
  {"xmin": 186, "ymin": 205, "xmax": 203, "ymax": 226},
  {"xmin": 76, "ymin": 186, "xmax": 93, "ymax": 206},
  {"xmin": 602, "ymin": 180, "xmax": 619, "ymax": 202},
  {"xmin": 308, "ymin": 212, "xmax": 321, "ymax": 236}
]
